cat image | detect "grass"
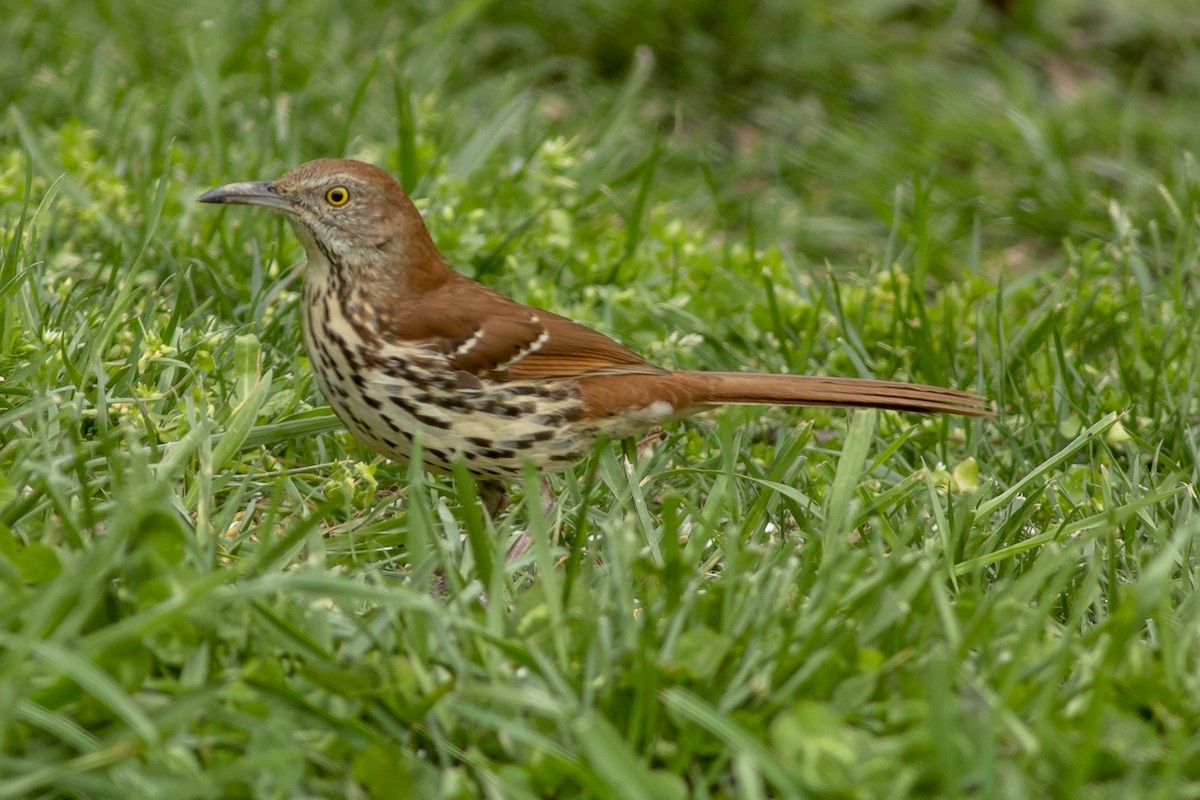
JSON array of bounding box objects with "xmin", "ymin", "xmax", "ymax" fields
[{"xmin": 2, "ymin": 0, "xmax": 1199, "ymax": 796}]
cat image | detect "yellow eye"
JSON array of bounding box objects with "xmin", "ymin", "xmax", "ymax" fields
[{"xmin": 325, "ymin": 186, "xmax": 350, "ymax": 206}]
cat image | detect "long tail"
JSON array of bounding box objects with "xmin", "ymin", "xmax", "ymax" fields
[{"xmin": 671, "ymin": 371, "xmax": 991, "ymax": 416}]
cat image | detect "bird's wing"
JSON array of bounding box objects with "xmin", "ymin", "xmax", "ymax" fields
[{"xmin": 380, "ymin": 275, "xmax": 666, "ymax": 380}]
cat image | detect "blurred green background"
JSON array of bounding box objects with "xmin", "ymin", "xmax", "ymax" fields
[{"xmin": 8, "ymin": 0, "xmax": 1199, "ymax": 265}]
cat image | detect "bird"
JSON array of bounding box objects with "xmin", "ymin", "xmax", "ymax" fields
[{"xmin": 199, "ymin": 158, "xmax": 989, "ymax": 513}]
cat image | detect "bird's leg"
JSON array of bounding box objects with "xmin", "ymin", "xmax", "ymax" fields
[
  {"xmin": 538, "ymin": 476, "xmax": 557, "ymax": 513},
  {"xmin": 478, "ymin": 479, "xmax": 510, "ymax": 518},
  {"xmin": 476, "ymin": 478, "xmax": 531, "ymax": 562},
  {"xmin": 477, "ymin": 477, "xmax": 560, "ymax": 564}
]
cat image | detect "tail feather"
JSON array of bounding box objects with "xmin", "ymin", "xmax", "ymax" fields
[{"xmin": 673, "ymin": 371, "xmax": 991, "ymax": 417}]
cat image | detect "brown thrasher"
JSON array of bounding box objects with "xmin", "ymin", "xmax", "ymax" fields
[{"xmin": 199, "ymin": 159, "xmax": 988, "ymax": 511}]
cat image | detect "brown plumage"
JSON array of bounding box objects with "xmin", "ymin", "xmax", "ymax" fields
[{"xmin": 199, "ymin": 158, "xmax": 989, "ymax": 510}]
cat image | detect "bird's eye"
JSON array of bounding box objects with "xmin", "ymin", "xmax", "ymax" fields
[{"xmin": 325, "ymin": 186, "xmax": 350, "ymax": 206}]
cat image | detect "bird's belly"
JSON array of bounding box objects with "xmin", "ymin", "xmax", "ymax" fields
[
  {"xmin": 302, "ymin": 315, "xmax": 599, "ymax": 479},
  {"xmin": 370, "ymin": 372, "xmax": 601, "ymax": 479}
]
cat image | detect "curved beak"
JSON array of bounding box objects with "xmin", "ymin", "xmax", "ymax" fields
[{"xmin": 198, "ymin": 180, "xmax": 295, "ymax": 211}]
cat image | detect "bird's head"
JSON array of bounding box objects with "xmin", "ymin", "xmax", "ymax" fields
[{"xmin": 199, "ymin": 158, "xmax": 443, "ymax": 285}]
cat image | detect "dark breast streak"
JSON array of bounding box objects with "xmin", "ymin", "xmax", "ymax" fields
[{"xmin": 300, "ymin": 274, "xmax": 608, "ymax": 479}]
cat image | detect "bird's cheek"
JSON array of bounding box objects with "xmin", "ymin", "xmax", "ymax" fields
[{"xmin": 350, "ymin": 214, "xmax": 393, "ymax": 247}]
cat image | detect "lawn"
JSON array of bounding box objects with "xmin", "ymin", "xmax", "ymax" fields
[{"xmin": 2, "ymin": 0, "xmax": 1199, "ymax": 797}]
